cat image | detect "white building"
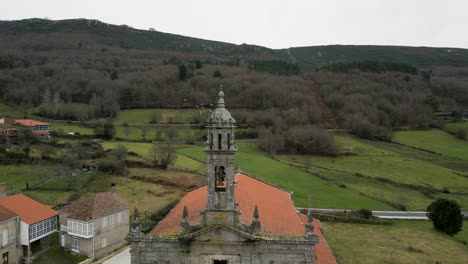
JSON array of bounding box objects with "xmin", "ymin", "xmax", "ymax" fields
[{"xmin": 0, "ymin": 194, "xmax": 58, "ymax": 262}]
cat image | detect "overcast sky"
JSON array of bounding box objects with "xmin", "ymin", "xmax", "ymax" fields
[{"xmin": 2, "ymin": 0, "xmax": 467, "ymax": 49}]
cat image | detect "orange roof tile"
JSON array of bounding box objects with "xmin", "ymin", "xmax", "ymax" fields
[
  {"xmin": 0, "ymin": 194, "xmax": 57, "ymax": 225},
  {"xmin": 61, "ymin": 192, "xmax": 129, "ymax": 221},
  {"xmin": 14, "ymin": 119, "xmax": 50, "ymax": 127},
  {"xmin": 151, "ymin": 172, "xmax": 305, "ymax": 236},
  {"xmin": 151, "ymin": 173, "xmax": 337, "ymax": 263},
  {"xmin": 0, "ymin": 205, "xmax": 18, "ymax": 222}
]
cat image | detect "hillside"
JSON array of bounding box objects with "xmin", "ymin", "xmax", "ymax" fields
[
  {"xmin": 2, "ymin": 19, "xmax": 468, "ymax": 69},
  {"xmin": 0, "ymin": 18, "xmax": 285, "ymax": 60},
  {"xmin": 288, "ymin": 45, "xmax": 468, "ymax": 70},
  {"xmin": 0, "ymin": 18, "xmax": 468, "ymax": 137}
]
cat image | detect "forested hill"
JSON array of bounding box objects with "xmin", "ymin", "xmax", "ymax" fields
[
  {"xmin": 2, "ymin": 19, "xmax": 468, "ymax": 69},
  {"xmin": 287, "ymin": 45, "xmax": 468, "ymax": 70},
  {"xmin": 0, "ymin": 18, "xmax": 285, "ymax": 60},
  {"xmin": 0, "ymin": 18, "xmax": 467, "ymax": 140}
]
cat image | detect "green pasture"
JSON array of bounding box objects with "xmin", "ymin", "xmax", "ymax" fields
[
  {"xmin": 176, "ymin": 142, "xmax": 391, "ymax": 210},
  {"xmin": 49, "ymin": 121, "xmax": 94, "ymax": 135},
  {"xmin": 394, "ymin": 129, "xmax": 468, "ymax": 161},
  {"xmin": 0, "ymin": 102, "xmax": 29, "ymax": 118},
  {"xmin": 322, "ymin": 220, "xmax": 468, "ymax": 264},
  {"xmin": 0, "ymin": 165, "xmax": 59, "ymax": 191},
  {"xmin": 445, "ymin": 122, "xmax": 468, "ymax": 129},
  {"xmin": 280, "ymin": 134, "xmax": 468, "ymax": 209},
  {"xmin": 116, "ymin": 108, "xmax": 203, "ymax": 124},
  {"xmin": 102, "ymin": 141, "xmax": 203, "ymax": 173}
]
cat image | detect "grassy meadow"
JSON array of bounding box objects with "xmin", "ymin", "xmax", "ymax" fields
[
  {"xmin": 321, "ymin": 220, "xmax": 468, "ymax": 264},
  {"xmin": 394, "ymin": 129, "xmax": 468, "ymax": 161},
  {"xmin": 116, "ymin": 108, "xmax": 202, "ymax": 124},
  {"xmin": 177, "ymin": 142, "xmax": 391, "ymax": 209},
  {"xmin": 279, "ymin": 134, "xmax": 468, "ymax": 210}
]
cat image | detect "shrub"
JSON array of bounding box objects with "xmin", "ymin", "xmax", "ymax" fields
[
  {"xmin": 426, "ymin": 198, "xmax": 463, "ymax": 236},
  {"xmin": 96, "ymin": 160, "xmax": 127, "ymax": 175},
  {"xmin": 356, "ymin": 208, "xmax": 373, "ymax": 219}
]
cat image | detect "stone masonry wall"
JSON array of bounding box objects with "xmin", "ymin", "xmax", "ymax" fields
[{"xmin": 130, "ymin": 239, "xmax": 314, "ymax": 264}]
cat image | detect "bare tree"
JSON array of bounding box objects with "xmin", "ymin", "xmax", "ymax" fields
[{"xmin": 147, "ymin": 144, "xmax": 176, "ymax": 169}]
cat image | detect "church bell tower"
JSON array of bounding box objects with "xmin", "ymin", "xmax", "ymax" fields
[{"xmin": 204, "ymin": 86, "xmax": 237, "ymax": 212}]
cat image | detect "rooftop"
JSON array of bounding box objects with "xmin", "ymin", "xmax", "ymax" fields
[
  {"xmin": 152, "ymin": 172, "xmax": 305, "ymax": 236},
  {"xmin": 0, "ymin": 194, "xmax": 57, "ymax": 225},
  {"xmin": 61, "ymin": 191, "xmax": 129, "ymax": 221},
  {"xmin": 151, "ymin": 172, "xmax": 337, "ymax": 263},
  {"xmin": 0, "ymin": 204, "xmax": 18, "ymax": 222},
  {"xmin": 14, "ymin": 119, "xmax": 50, "ymax": 127}
]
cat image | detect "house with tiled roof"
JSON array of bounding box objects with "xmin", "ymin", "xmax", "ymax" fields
[
  {"xmin": 0, "ymin": 194, "xmax": 58, "ymax": 263},
  {"xmin": 127, "ymin": 88, "xmax": 337, "ymax": 264},
  {"xmin": 59, "ymin": 187, "xmax": 129, "ymax": 260},
  {"xmin": 14, "ymin": 120, "xmax": 51, "ymax": 138},
  {"xmin": 0, "ymin": 118, "xmax": 52, "ymax": 140},
  {"xmin": 0, "ymin": 205, "xmax": 20, "ymax": 264}
]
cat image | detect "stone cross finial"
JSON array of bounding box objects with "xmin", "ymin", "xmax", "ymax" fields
[
  {"xmin": 305, "ymin": 209, "xmax": 314, "ymax": 239},
  {"xmin": 217, "ymin": 85, "xmax": 225, "ymax": 108},
  {"xmin": 131, "ymin": 207, "xmax": 141, "ymax": 234},
  {"xmin": 250, "ymin": 205, "xmax": 261, "ymax": 233},
  {"xmin": 180, "ymin": 205, "xmax": 190, "ymax": 231}
]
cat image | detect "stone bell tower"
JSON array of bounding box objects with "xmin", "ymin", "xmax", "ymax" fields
[{"xmin": 204, "ymin": 86, "xmax": 237, "ymax": 216}]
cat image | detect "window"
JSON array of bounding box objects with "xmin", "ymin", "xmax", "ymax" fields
[
  {"xmin": 2, "ymin": 228, "xmax": 8, "ymax": 246},
  {"xmin": 227, "ymin": 133, "xmax": 231, "ymax": 149},
  {"xmin": 101, "ymin": 238, "xmax": 107, "ymax": 248},
  {"xmin": 29, "ymin": 217, "xmax": 57, "ymax": 242},
  {"xmin": 117, "ymin": 212, "xmax": 122, "ymax": 223},
  {"xmin": 213, "ymin": 261, "xmax": 228, "ymax": 264},
  {"xmin": 67, "ymin": 219, "xmax": 93, "ymax": 238},
  {"xmin": 210, "ymin": 133, "xmax": 213, "ymax": 149},
  {"xmin": 218, "ymin": 133, "xmax": 222, "ymax": 150},
  {"xmin": 71, "ymin": 236, "xmax": 79, "ymax": 252},
  {"xmin": 102, "ymin": 216, "xmax": 108, "ymax": 227},
  {"xmin": 109, "ymin": 214, "xmax": 115, "ymax": 225}
]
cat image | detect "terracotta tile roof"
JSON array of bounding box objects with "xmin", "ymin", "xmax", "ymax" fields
[
  {"xmin": 151, "ymin": 172, "xmax": 305, "ymax": 236},
  {"xmin": 14, "ymin": 119, "xmax": 50, "ymax": 127},
  {"xmin": 151, "ymin": 172, "xmax": 337, "ymax": 263},
  {"xmin": 0, "ymin": 194, "xmax": 57, "ymax": 225},
  {"xmin": 299, "ymin": 214, "xmax": 337, "ymax": 264},
  {"xmin": 61, "ymin": 192, "xmax": 129, "ymax": 221},
  {"xmin": 0, "ymin": 205, "xmax": 18, "ymax": 222}
]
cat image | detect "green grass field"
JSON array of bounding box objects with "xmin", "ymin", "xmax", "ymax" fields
[
  {"xmin": 0, "ymin": 102, "xmax": 30, "ymax": 118},
  {"xmin": 322, "ymin": 220, "xmax": 468, "ymax": 264},
  {"xmin": 292, "ymin": 135, "xmax": 466, "ymax": 193},
  {"xmin": 177, "ymin": 142, "xmax": 391, "ymax": 210},
  {"xmin": 279, "ymin": 134, "xmax": 468, "ymax": 210},
  {"xmin": 116, "ymin": 108, "xmax": 203, "ymax": 124},
  {"xmin": 445, "ymin": 122, "xmax": 468, "ymax": 129},
  {"xmin": 102, "ymin": 141, "xmax": 204, "ymax": 172},
  {"xmin": 0, "ymin": 165, "xmax": 59, "ymax": 191},
  {"xmin": 49, "ymin": 121, "xmax": 94, "ymax": 135},
  {"xmin": 394, "ymin": 129, "xmax": 468, "ymax": 161}
]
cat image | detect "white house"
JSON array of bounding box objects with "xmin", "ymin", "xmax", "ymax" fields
[{"xmin": 0, "ymin": 194, "xmax": 58, "ymax": 262}]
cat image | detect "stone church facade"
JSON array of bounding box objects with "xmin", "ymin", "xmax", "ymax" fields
[{"xmin": 127, "ymin": 88, "xmax": 330, "ymax": 264}]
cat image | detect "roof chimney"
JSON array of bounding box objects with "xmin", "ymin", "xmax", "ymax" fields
[{"xmin": 111, "ymin": 183, "xmax": 116, "ymax": 194}]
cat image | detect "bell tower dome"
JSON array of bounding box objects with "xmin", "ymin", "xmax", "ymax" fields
[{"xmin": 204, "ymin": 86, "xmax": 237, "ymax": 211}]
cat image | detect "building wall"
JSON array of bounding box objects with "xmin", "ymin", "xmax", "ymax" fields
[
  {"xmin": 0, "ymin": 216, "xmax": 20, "ymax": 264},
  {"xmin": 61, "ymin": 209, "xmax": 129, "ymax": 259},
  {"xmin": 130, "ymin": 238, "xmax": 315, "ymax": 264},
  {"xmin": 93, "ymin": 209, "xmax": 129, "ymax": 259},
  {"xmin": 19, "ymin": 222, "xmax": 29, "ymax": 246}
]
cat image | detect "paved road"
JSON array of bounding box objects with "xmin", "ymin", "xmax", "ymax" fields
[
  {"xmin": 102, "ymin": 247, "xmax": 130, "ymax": 264},
  {"xmin": 372, "ymin": 211, "xmax": 429, "ymax": 219},
  {"xmin": 298, "ymin": 208, "xmax": 468, "ymax": 220}
]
